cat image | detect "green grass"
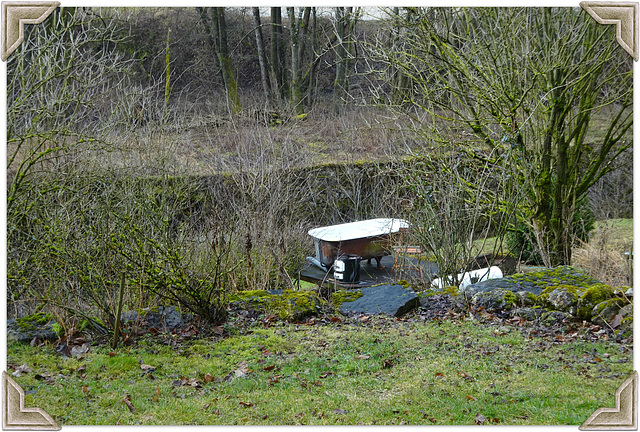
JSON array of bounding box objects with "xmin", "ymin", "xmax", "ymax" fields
[
  {"xmin": 8, "ymin": 316, "xmax": 632, "ymax": 425},
  {"xmin": 590, "ymin": 218, "xmax": 633, "ymax": 253},
  {"xmin": 471, "ymin": 218, "xmax": 633, "ymax": 258}
]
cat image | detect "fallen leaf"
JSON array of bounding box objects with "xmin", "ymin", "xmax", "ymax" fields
[
  {"xmin": 239, "ymin": 401, "xmax": 253, "ymax": 407},
  {"xmin": 140, "ymin": 364, "xmax": 156, "ymax": 373},
  {"xmin": 77, "ymin": 364, "xmax": 87, "ymax": 373},
  {"xmin": 466, "ymin": 395, "xmax": 477, "ymax": 401},
  {"xmin": 435, "ymin": 372, "xmax": 444, "ymax": 377},
  {"xmin": 357, "ymin": 355, "xmax": 370, "ymax": 360},
  {"xmin": 107, "ymin": 352, "xmax": 117, "ymax": 357},
  {"xmin": 213, "ymin": 326, "xmax": 224, "ymax": 336},
  {"xmin": 12, "ymin": 364, "xmax": 32, "ymax": 377},
  {"xmin": 235, "ymin": 361, "xmax": 251, "ymax": 377},
  {"xmin": 122, "ymin": 395, "xmax": 136, "ymax": 413},
  {"xmin": 70, "ymin": 343, "xmax": 91, "ymax": 357},
  {"xmin": 82, "ymin": 385, "xmax": 89, "ymax": 395},
  {"xmin": 610, "ymin": 314, "xmax": 623, "ymax": 329},
  {"xmin": 330, "ymin": 317, "xmax": 341, "ymax": 323},
  {"xmin": 332, "ymin": 409, "xmax": 348, "ymax": 415},
  {"xmin": 475, "ymin": 413, "xmax": 487, "ymax": 425},
  {"xmin": 204, "ymin": 373, "xmax": 215, "ymax": 383},
  {"xmin": 263, "ymin": 365, "xmax": 276, "ymax": 371},
  {"xmin": 202, "ymin": 403, "xmax": 212, "ymax": 410}
]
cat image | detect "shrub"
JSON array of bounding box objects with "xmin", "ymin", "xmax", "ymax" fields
[{"xmin": 507, "ymin": 198, "xmax": 595, "ymax": 264}]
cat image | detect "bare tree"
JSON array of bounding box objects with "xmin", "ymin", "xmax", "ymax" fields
[
  {"xmin": 197, "ymin": 7, "xmax": 241, "ymax": 115},
  {"xmin": 370, "ymin": 7, "xmax": 632, "ymax": 266}
]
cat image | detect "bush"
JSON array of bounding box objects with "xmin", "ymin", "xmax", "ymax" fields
[{"xmin": 507, "ymin": 198, "xmax": 595, "ymax": 264}]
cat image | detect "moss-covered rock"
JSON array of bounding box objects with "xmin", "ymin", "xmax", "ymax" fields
[
  {"xmin": 230, "ymin": 289, "xmax": 324, "ymax": 321},
  {"xmin": 537, "ymin": 285, "xmax": 583, "ymax": 315},
  {"xmin": 512, "ymin": 307, "xmax": 544, "ymax": 321},
  {"xmin": 576, "ymin": 284, "xmax": 614, "ymax": 320},
  {"xmin": 514, "ymin": 291, "xmax": 537, "ymax": 306},
  {"xmin": 7, "ymin": 313, "xmax": 58, "ymax": 343},
  {"xmin": 332, "ymin": 290, "xmax": 364, "ymax": 307},
  {"xmin": 471, "ymin": 288, "xmax": 518, "ymax": 312},
  {"xmin": 591, "ymin": 297, "xmax": 631, "ymax": 326},
  {"xmin": 540, "ymin": 310, "xmax": 572, "ymax": 327},
  {"xmin": 617, "ymin": 316, "xmax": 633, "ymax": 340}
]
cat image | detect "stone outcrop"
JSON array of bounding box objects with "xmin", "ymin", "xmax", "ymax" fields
[{"xmin": 339, "ymin": 284, "xmax": 419, "ymax": 317}]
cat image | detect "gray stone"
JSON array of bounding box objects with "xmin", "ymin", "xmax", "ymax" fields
[
  {"xmin": 512, "ymin": 307, "xmax": 545, "ymax": 321},
  {"xmin": 514, "ymin": 291, "xmax": 537, "ymax": 306},
  {"xmin": 471, "ymin": 288, "xmax": 517, "ymax": 312},
  {"xmin": 540, "ymin": 311, "xmax": 572, "ymax": 327},
  {"xmin": 123, "ymin": 306, "xmax": 190, "ymax": 330},
  {"xmin": 619, "ymin": 304, "xmax": 633, "ymax": 318},
  {"xmin": 546, "ymin": 288, "xmax": 578, "ymax": 315},
  {"xmin": 591, "ymin": 301, "xmax": 624, "ymax": 326},
  {"xmin": 340, "ymin": 284, "xmax": 419, "ymax": 317},
  {"xmin": 7, "ymin": 318, "xmax": 58, "ymax": 344}
]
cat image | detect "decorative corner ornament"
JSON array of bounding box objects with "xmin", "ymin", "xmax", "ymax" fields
[
  {"xmin": 580, "ymin": 371, "xmax": 638, "ymax": 430},
  {"xmin": 1, "ymin": 1, "xmax": 59, "ymax": 61},
  {"xmin": 2, "ymin": 372, "xmax": 60, "ymax": 430},
  {"xmin": 580, "ymin": 1, "xmax": 639, "ymax": 61}
]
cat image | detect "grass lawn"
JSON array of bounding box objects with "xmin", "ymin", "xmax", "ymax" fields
[
  {"xmin": 7, "ymin": 314, "xmax": 632, "ymax": 425},
  {"xmin": 589, "ymin": 218, "xmax": 633, "ymax": 253}
]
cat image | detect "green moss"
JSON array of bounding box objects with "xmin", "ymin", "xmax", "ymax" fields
[
  {"xmin": 537, "ymin": 284, "xmax": 583, "ymax": 307},
  {"xmin": 503, "ymin": 291, "xmax": 518, "ymax": 306},
  {"xmin": 332, "ymin": 290, "xmax": 364, "ymax": 307},
  {"xmin": 442, "ymin": 286, "xmax": 460, "ymax": 296},
  {"xmin": 592, "ymin": 297, "xmax": 630, "ymax": 316},
  {"xmin": 577, "ymin": 284, "xmax": 614, "ymax": 319},
  {"xmin": 15, "ymin": 312, "xmax": 53, "ymax": 331},
  {"xmin": 231, "ymin": 289, "xmax": 323, "ymax": 321},
  {"xmin": 51, "ymin": 323, "xmax": 64, "ymax": 337}
]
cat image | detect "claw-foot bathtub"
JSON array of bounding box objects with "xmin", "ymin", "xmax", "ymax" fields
[{"xmin": 307, "ymin": 218, "xmax": 410, "ymax": 269}]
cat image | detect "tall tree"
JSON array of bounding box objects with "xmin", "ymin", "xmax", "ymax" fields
[
  {"xmin": 198, "ymin": 7, "xmax": 241, "ymax": 114},
  {"xmin": 252, "ymin": 7, "xmax": 274, "ymax": 109},
  {"xmin": 333, "ymin": 7, "xmax": 360, "ymax": 113},
  {"xmin": 372, "ymin": 7, "xmax": 632, "ymax": 266},
  {"xmin": 270, "ymin": 7, "xmax": 288, "ymax": 101},
  {"xmin": 287, "ymin": 7, "xmax": 311, "ymax": 114}
]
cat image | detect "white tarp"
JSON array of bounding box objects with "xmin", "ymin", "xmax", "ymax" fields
[
  {"xmin": 431, "ymin": 266, "xmax": 503, "ymax": 290},
  {"xmin": 308, "ymin": 218, "xmax": 410, "ymax": 242}
]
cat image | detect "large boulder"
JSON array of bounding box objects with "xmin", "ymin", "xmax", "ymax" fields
[
  {"xmin": 121, "ymin": 305, "xmax": 192, "ymax": 330},
  {"xmin": 340, "ymin": 284, "xmax": 419, "ymax": 317},
  {"xmin": 462, "ymin": 266, "xmax": 603, "ymax": 299}
]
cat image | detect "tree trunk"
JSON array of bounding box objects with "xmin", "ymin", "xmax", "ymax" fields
[
  {"xmin": 198, "ymin": 7, "xmax": 241, "ymax": 115},
  {"xmin": 252, "ymin": 7, "xmax": 273, "ymax": 109},
  {"xmin": 288, "ymin": 7, "xmax": 311, "ymax": 114},
  {"xmin": 270, "ymin": 7, "xmax": 287, "ymax": 101}
]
